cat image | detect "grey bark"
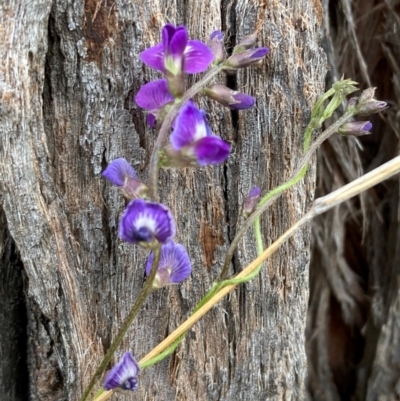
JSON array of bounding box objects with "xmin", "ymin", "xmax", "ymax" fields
[{"xmin": 0, "ymin": 1, "xmax": 326, "ymax": 400}]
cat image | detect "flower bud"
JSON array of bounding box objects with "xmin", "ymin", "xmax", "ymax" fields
[
  {"xmin": 346, "ymin": 97, "xmax": 359, "ymax": 111},
  {"xmin": 233, "ymin": 32, "xmax": 258, "ymax": 53},
  {"xmin": 242, "ymin": 187, "xmax": 261, "ymax": 217},
  {"xmin": 225, "ymin": 47, "xmax": 269, "ymax": 69},
  {"xmin": 356, "ymin": 100, "xmax": 388, "ymax": 116},
  {"xmin": 339, "ymin": 121, "xmax": 372, "ymax": 136},
  {"xmin": 204, "ymin": 84, "xmax": 255, "ymax": 110},
  {"xmin": 209, "ymin": 30, "xmax": 225, "ymax": 64},
  {"xmin": 354, "ymin": 87, "xmax": 388, "ymax": 116}
]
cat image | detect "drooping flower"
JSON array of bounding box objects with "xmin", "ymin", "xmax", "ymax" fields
[
  {"xmin": 165, "ymin": 101, "xmax": 230, "ymax": 167},
  {"xmin": 204, "ymin": 84, "xmax": 255, "ymax": 110},
  {"xmin": 242, "ymin": 187, "xmax": 261, "ymax": 217},
  {"xmin": 103, "ymin": 352, "xmax": 140, "ymax": 391},
  {"xmin": 102, "ymin": 158, "xmax": 148, "ymax": 199},
  {"xmin": 135, "ymin": 79, "xmax": 175, "ymax": 127},
  {"xmin": 140, "ymin": 24, "xmax": 214, "ymax": 76},
  {"xmin": 145, "ymin": 241, "xmax": 192, "ymax": 289},
  {"xmin": 119, "ymin": 199, "xmax": 175, "ymax": 248}
]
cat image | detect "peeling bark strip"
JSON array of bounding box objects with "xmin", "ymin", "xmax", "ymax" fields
[{"xmin": 0, "ymin": 1, "xmax": 325, "ymax": 400}]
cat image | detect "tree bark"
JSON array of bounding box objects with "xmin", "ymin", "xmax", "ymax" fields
[{"xmin": 0, "ymin": 1, "xmax": 326, "ymax": 400}]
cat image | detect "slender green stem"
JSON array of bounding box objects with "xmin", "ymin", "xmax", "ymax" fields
[
  {"xmin": 80, "ymin": 247, "xmax": 161, "ymax": 401},
  {"xmin": 148, "ymin": 64, "xmax": 226, "ymax": 201},
  {"xmin": 218, "ymin": 109, "xmax": 355, "ymax": 281}
]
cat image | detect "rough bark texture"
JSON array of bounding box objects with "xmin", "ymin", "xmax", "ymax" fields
[{"xmin": 0, "ymin": 1, "xmax": 326, "ymax": 400}]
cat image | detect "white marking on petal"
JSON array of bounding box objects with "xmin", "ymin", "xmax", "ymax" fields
[
  {"xmin": 193, "ymin": 122, "xmax": 208, "ymax": 142},
  {"xmin": 134, "ymin": 214, "xmax": 157, "ymax": 233}
]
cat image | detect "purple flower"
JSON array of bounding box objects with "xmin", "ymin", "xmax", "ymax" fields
[
  {"xmin": 242, "ymin": 186, "xmax": 261, "ymax": 217},
  {"xmin": 204, "ymin": 84, "xmax": 255, "ymax": 110},
  {"xmin": 145, "ymin": 241, "xmax": 192, "ymax": 289},
  {"xmin": 103, "ymin": 352, "xmax": 140, "ymax": 391},
  {"xmin": 140, "ymin": 24, "xmax": 214, "ymax": 76},
  {"xmin": 119, "ymin": 199, "xmax": 175, "ymax": 248},
  {"xmin": 169, "ymin": 101, "xmax": 230, "ymax": 166},
  {"xmin": 102, "ymin": 158, "xmax": 148, "ymax": 199},
  {"xmin": 135, "ymin": 79, "xmax": 175, "ymax": 127}
]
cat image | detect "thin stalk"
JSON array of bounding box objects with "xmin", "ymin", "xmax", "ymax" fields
[
  {"xmin": 218, "ymin": 110, "xmax": 354, "ymax": 280},
  {"xmin": 81, "ymin": 247, "xmax": 161, "ymax": 401},
  {"xmin": 92, "ymin": 155, "xmax": 400, "ymax": 401},
  {"xmin": 138, "ymin": 155, "xmax": 400, "ymax": 367},
  {"xmin": 148, "ymin": 64, "xmax": 226, "ymax": 201}
]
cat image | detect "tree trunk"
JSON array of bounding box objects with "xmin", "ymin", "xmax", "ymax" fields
[{"xmin": 0, "ymin": 1, "xmax": 326, "ymax": 400}]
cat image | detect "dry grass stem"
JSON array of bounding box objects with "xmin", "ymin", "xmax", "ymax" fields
[{"xmin": 93, "ymin": 155, "xmax": 400, "ymax": 401}]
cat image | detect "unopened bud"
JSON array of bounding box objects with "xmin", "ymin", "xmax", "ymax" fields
[
  {"xmin": 339, "ymin": 121, "xmax": 372, "ymax": 136},
  {"xmin": 242, "ymin": 187, "xmax": 261, "ymax": 217},
  {"xmin": 354, "ymin": 87, "xmax": 388, "ymax": 116},
  {"xmin": 346, "ymin": 97, "xmax": 359, "ymax": 110},
  {"xmin": 233, "ymin": 32, "xmax": 258, "ymax": 53},
  {"xmin": 225, "ymin": 47, "xmax": 269, "ymax": 69},
  {"xmin": 204, "ymin": 85, "xmax": 255, "ymax": 110},
  {"xmin": 358, "ymin": 87, "xmax": 376, "ymax": 104},
  {"xmin": 209, "ymin": 30, "xmax": 225, "ymax": 64},
  {"xmin": 356, "ymin": 100, "xmax": 388, "ymax": 116}
]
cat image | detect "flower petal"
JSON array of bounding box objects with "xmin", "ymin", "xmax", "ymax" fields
[
  {"xmin": 169, "ymin": 27, "xmax": 188, "ymax": 59},
  {"xmin": 146, "ymin": 241, "xmax": 192, "ymax": 287},
  {"xmin": 194, "ymin": 136, "xmax": 230, "ymax": 165},
  {"xmin": 183, "ymin": 40, "xmax": 214, "ymax": 73},
  {"xmin": 170, "ymin": 101, "xmax": 209, "ymax": 149},
  {"xmin": 135, "ymin": 79, "xmax": 174, "ymax": 111},
  {"xmin": 102, "ymin": 158, "xmax": 137, "ymax": 187},
  {"xmin": 162, "ymin": 24, "xmax": 177, "ymax": 51},
  {"xmin": 119, "ymin": 199, "xmax": 175, "ymax": 246},
  {"xmin": 103, "ymin": 352, "xmax": 140, "ymax": 391},
  {"xmin": 139, "ymin": 43, "xmax": 165, "ymax": 72}
]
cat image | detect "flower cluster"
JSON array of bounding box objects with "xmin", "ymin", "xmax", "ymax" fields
[
  {"xmin": 135, "ymin": 24, "xmax": 269, "ymax": 169},
  {"xmin": 101, "ymin": 23, "xmax": 269, "ymax": 393}
]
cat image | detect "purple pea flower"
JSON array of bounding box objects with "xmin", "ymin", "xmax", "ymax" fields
[
  {"xmin": 135, "ymin": 79, "xmax": 175, "ymax": 127},
  {"xmin": 204, "ymin": 84, "xmax": 255, "ymax": 110},
  {"xmin": 167, "ymin": 101, "xmax": 230, "ymax": 166},
  {"xmin": 102, "ymin": 158, "xmax": 148, "ymax": 199},
  {"xmin": 119, "ymin": 199, "xmax": 175, "ymax": 248},
  {"xmin": 103, "ymin": 352, "xmax": 140, "ymax": 391},
  {"xmin": 140, "ymin": 24, "xmax": 214, "ymax": 76},
  {"xmin": 145, "ymin": 241, "xmax": 192, "ymax": 289}
]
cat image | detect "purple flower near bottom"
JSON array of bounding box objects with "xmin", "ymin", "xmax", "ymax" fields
[
  {"xmin": 103, "ymin": 352, "xmax": 140, "ymax": 391},
  {"xmin": 146, "ymin": 241, "xmax": 192, "ymax": 288},
  {"xmin": 168, "ymin": 101, "xmax": 230, "ymax": 166},
  {"xmin": 119, "ymin": 199, "xmax": 175, "ymax": 248}
]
